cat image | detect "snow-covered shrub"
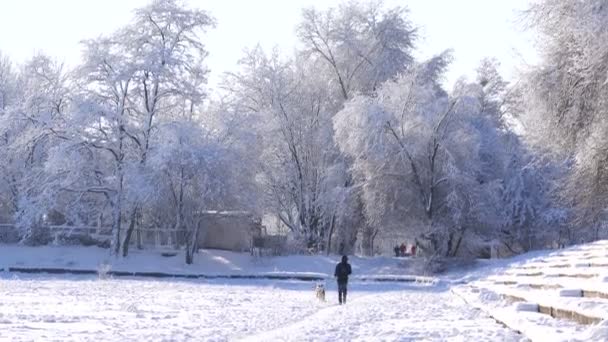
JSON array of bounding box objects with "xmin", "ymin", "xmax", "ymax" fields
[
  {"xmin": 53, "ymin": 233, "xmax": 110, "ymax": 249},
  {"xmin": 283, "ymin": 234, "xmax": 309, "ymax": 255},
  {"xmin": 97, "ymin": 262, "xmax": 112, "ymax": 280},
  {"xmin": 422, "ymin": 255, "xmax": 448, "ymax": 274},
  {"xmin": 20, "ymin": 225, "xmax": 52, "ymax": 246},
  {"xmin": 0, "ymin": 225, "xmax": 19, "ymax": 243},
  {"xmin": 252, "ymin": 235, "xmax": 289, "ymax": 256}
]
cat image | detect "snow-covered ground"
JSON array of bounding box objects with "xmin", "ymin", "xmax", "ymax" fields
[
  {"xmin": 0, "ymin": 244, "xmax": 422, "ymax": 278},
  {"xmin": 452, "ymin": 240, "xmax": 608, "ymax": 342},
  {"xmin": 0, "ymin": 274, "xmax": 524, "ymax": 341},
  {"xmin": 2, "ymin": 241, "xmax": 608, "ymax": 341}
]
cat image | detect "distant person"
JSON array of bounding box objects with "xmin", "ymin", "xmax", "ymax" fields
[
  {"xmin": 394, "ymin": 245, "xmax": 400, "ymax": 257},
  {"xmin": 334, "ymin": 255, "xmax": 352, "ymax": 304},
  {"xmin": 400, "ymin": 243, "xmax": 406, "ymax": 257},
  {"xmin": 410, "ymin": 244, "xmax": 417, "ymax": 257}
]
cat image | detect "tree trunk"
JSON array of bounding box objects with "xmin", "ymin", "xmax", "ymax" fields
[
  {"xmin": 136, "ymin": 227, "xmax": 143, "ymax": 250},
  {"xmin": 451, "ymin": 234, "xmax": 463, "ymax": 257},
  {"xmin": 361, "ymin": 226, "xmax": 374, "ymax": 256},
  {"xmin": 185, "ymin": 220, "xmax": 201, "ymax": 265},
  {"xmin": 326, "ymin": 214, "xmax": 336, "ymax": 256},
  {"xmin": 416, "ymin": 232, "xmax": 441, "ymax": 257},
  {"xmin": 173, "ymin": 168, "xmax": 184, "ymax": 249},
  {"xmin": 111, "ymin": 195, "xmax": 122, "ymax": 256},
  {"xmin": 370, "ymin": 228, "xmax": 379, "ymax": 256},
  {"xmin": 185, "ymin": 244, "xmax": 194, "ymax": 264},
  {"xmin": 122, "ymin": 208, "xmax": 138, "ymax": 257},
  {"xmin": 446, "ymin": 232, "xmax": 454, "ymax": 258}
]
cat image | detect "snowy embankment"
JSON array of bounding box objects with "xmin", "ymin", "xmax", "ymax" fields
[
  {"xmin": 0, "ymin": 245, "xmax": 434, "ymax": 282},
  {"xmin": 451, "ymin": 240, "xmax": 608, "ymax": 342}
]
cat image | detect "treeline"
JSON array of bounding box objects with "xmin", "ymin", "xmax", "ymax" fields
[{"xmin": 0, "ymin": 0, "xmax": 605, "ymax": 262}]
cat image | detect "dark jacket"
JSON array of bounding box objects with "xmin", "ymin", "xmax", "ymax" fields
[{"xmin": 334, "ymin": 256, "xmax": 352, "ymax": 283}]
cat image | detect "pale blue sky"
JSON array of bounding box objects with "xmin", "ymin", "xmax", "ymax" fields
[{"xmin": 0, "ymin": 0, "xmax": 538, "ymax": 88}]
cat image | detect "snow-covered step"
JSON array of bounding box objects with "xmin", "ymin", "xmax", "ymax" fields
[
  {"xmin": 455, "ymin": 241, "xmax": 608, "ymax": 341},
  {"xmin": 488, "ymin": 285, "xmax": 607, "ymax": 325},
  {"xmin": 509, "ymin": 271, "xmax": 544, "ymax": 277},
  {"xmin": 518, "ymin": 260, "xmax": 608, "ymax": 269},
  {"xmin": 506, "ymin": 268, "xmax": 602, "ymax": 279},
  {"xmin": 525, "ymin": 255, "xmax": 608, "ymax": 265},
  {"xmin": 491, "ymin": 280, "xmax": 565, "ymax": 292},
  {"xmin": 486, "ymin": 275, "xmax": 608, "ymax": 300},
  {"xmin": 516, "ymin": 283, "xmax": 562, "ymax": 290},
  {"xmin": 554, "ymin": 251, "xmax": 607, "ymax": 258},
  {"xmin": 519, "ymin": 263, "xmax": 570, "ymax": 270},
  {"xmin": 582, "ymin": 290, "xmax": 608, "ymax": 300},
  {"xmin": 452, "ymin": 286, "xmax": 589, "ymax": 342},
  {"xmin": 492, "ymin": 306, "xmax": 594, "ymax": 342},
  {"xmin": 558, "ymin": 289, "xmax": 583, "ymax": 297}
]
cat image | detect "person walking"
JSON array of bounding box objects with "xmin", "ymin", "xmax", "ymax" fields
[{"xmin": 334, "ymin": 255, "xmax": 352, "ymax": 304}]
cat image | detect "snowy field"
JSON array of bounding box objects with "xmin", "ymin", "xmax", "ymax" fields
[
  {"xmin": 0, "ymin": 274, "xmax": 524, "ymax": 342},
  {"xmin": 2, "ymin": 242, "xmax": 608, "ymax": 341}
]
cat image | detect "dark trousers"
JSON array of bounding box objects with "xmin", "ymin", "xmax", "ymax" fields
[{"xmin": 337, "ymin": 281, "xmax": 348, "ymax": 304}]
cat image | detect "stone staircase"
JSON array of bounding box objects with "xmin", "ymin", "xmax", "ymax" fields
[{"xmin": 453, "ymin": 240, "xmax": 608, "ymax": 341}]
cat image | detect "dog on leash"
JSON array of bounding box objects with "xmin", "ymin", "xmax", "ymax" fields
[{"xmin": 315, "ymin": 283, "xmax": 326, "ymax": 301}]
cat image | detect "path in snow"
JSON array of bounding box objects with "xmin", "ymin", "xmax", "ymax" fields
[
  {"xmin": 243, "ymin": 284, "xmax": 525, "ymax": 342},
  {"xmin": 0, "ymin": 275, "xmax": 525, "ymax": 341}
]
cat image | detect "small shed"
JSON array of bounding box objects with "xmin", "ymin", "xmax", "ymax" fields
[{"xmin": 197, "ymin": 211, "xmax": 262, "ymax": 252}]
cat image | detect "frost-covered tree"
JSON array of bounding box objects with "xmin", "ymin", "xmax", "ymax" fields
[
  {"xmin": 223, "ymin": 0, "xmax": 417, "ymax": 254},
  {"xmin": 148, "ymin": 112, "xmax": 257, "ymax": 264},
  {"xmin": 521, "ymin": 0, "xmax": 608, "ymax": 151},
  {"xmin": 460, "ymin": 58, "xmax": 564, "ymax": 253},
  {"xmin": 0, "ymin": 54, "xmax": 70, "ymax": 242},
  {"xmin": 0, "ymin": 52, "xmax": 15, "ymax": 113},
  {"xmin": 297, "ymin": 0, "xmax": 416, "ymax": 99},
  {"xmin": 40, "ymin": 0, "xmax": 215, "ymax": 255},
  {"xmin": 0, "ymin": 0, "xmax": 263, "ymax": 258},
  {"xmin": 0, "ymin": 52, "xmax": 18, "ymax": 222},
  {"xmin": 117, "ymin": 0, "xmax": 215, "ymax": 256},
  {"xmin": 226, "ymin": 48, "xmax": 343, "ymax": 251},
  {"xmin": 519, "ymin": 0, "xmax": 608, "ymax": 241},
  {"xmin": 334, "ymin": 54, "xmax": 529, "ymax": 257},
  {"xmin": 499, "ymin": 148, "xmax": 565, "ymax": 252}
]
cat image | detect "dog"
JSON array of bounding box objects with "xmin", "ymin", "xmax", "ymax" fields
[{"xmin": 315, "ymin": 283, "xmax": 326, "ymax": 302}]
